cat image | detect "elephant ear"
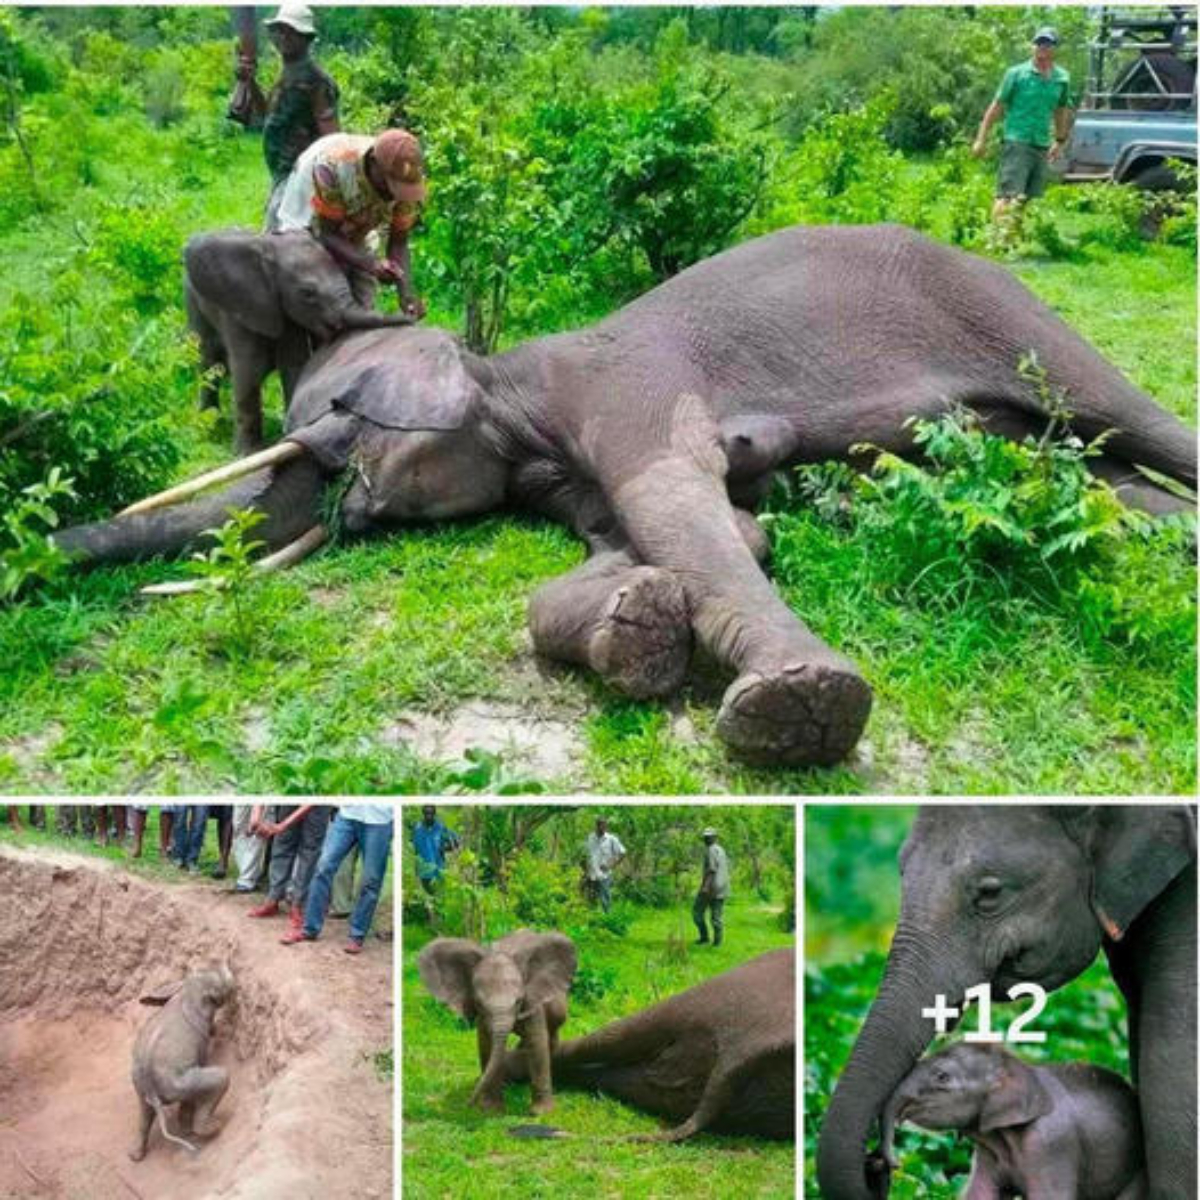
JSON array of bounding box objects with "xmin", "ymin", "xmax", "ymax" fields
[
  {"xmin": 1084, "ymin": 806, "xmax": 1196, "ymax": 941},
  {"xmin": 139, "ymin": 979, "xmax": 184, "ymax": 1006},
  {"xmin": 287, "ymin": 326, "xmax": 477, "ymax": 432},
  {"xmin": 977, "ymin": 1056, "xmax": 1052, "ymax": 1132},
  {"xmin": 512, "ymin": 932, "xmax": 578, "ymax": 1012},
  {"xmin": 417, "ymin": 938, "xmax": 485, "ymax": 1022},
  {"xmin": 185, "ymin": 230, "xmax": 283, "ymax": 339}
]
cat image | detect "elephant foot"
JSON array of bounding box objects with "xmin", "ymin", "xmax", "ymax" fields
[
  {"xmin": 717, "ymin": 659, "xmax": 872, "ymax": 767},
  {"xmin": 190, "ymin": 1116, "xmax": 223, "ymax": 1140},
  {"xmin": 529, "ymin": 1095, "xmax": 555, "ymax": 1117},
  {"xmin": 472, "ymin": 1094, "xmax": 506, "ymax": 1115},
  {"xmin": 588, "ymin": 568, "xmax": 691, "ymax": 699},
  {"xmin": 128, "ymin": 1145, "xmax": 147, "ymax": 1163}
]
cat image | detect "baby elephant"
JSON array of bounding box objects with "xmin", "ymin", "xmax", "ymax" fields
[
  {"xmin": 129, "ymin": 961, "xmax": 236, "ymax": 1162},
  {"xmin": 882, "ymin": 1042, "xmax": 1146, "ymax": 1200}
]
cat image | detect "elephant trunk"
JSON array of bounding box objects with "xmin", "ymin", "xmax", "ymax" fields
[
  {"xmin": 53, "ymin": 456, "xmax": 325, "ymax": 567},
  {"xmin": 473, "ymin": 1012, "xmax": 515, "ymax": 1102},
  {"xmin": 816, "ymin": 924, "xmax": 966, "ymax": 1200}
]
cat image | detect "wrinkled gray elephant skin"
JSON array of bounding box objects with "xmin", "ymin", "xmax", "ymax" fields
[
  {"xmin": 508, "ymin": 947, "xmax": 794, "ymax": 1142},
  {"xmin": 817, "ymin": 805, "xmax": 1196, "ymax": 1200},
  {"xmin": 59, "ymin": 224, "xmax": 1198, "ymax": 767},
  {"xmin": 882, "ymin": 1043, "xmax": 1147, "ymax": 1200},
  {"xmin": 185, "ymin": 228, "xmax": 412, "ymax": 453},
  {"xmin": 129, "ymin": 960, "xmax": 236, "ymax": 1161},
  {"xmin": 418, "ymin": 929, "xmax": 577, "ymax": 1115}
]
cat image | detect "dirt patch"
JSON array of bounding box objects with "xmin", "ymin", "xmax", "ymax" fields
[
  {"xmin": 0, "ymin": 846, "xmax": 392, "ymax": 1200},
  {"xmin": 383, "ymin": 701, "xmax": 587, "ymax": 782}
]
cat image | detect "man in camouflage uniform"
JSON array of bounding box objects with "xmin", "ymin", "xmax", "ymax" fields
[{"xmin": 260, "ymin": 4, "xmax": 341, "ymax": 230}]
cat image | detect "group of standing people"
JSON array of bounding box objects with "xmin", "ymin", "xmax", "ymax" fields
[
  {"xmin": 411, "ymin": 809, "xmax": 733, "ymax": 947},
  {"xmin": 9, "ymin": 803, "xmax": 392, "ymax": 954}
]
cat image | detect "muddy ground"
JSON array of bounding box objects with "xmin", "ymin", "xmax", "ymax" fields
[{"xmin": 0, "ymin": 845, "xmax": 392, "ymax": 1200}]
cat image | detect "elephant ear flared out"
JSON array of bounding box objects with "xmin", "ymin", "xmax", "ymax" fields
[{"xmin": 287, "ymin": 326, "xmax": 479, "ymax": 434}]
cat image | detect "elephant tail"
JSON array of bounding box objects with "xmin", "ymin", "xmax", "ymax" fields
[{"xmin": 148, "ymin": 1095, "xmax": 200, "ymax": 1154}]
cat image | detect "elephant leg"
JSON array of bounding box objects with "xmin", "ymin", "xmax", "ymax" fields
[
  {"xmin": 633, "ymin": 1057, "xmax": 742, "ymax": 1143},
  {"xmin": 528, "ymin": 549, "xmax": 692, "ymax": 700},
  {"xmin": 129, "ymin": 1095, "xmax": 155, "ymax": 1162},
  {"xmin": 1087, "ymin": 453, "xmax": 1195, "ymax": 516},
  {"xmin": 596, "ymin": 396, "xmax": 871, "ymax": 766},
  {"xmin": 225, "ymin": 326, "xmax": 273, "ymax": 454},
  {"xmin": 477, "ymin": 1023, "xmax": 493, "ymax": 1075},
  {"xmin": 176, "ymin": 1065, "xmax": 229, "ymax": 1138}
]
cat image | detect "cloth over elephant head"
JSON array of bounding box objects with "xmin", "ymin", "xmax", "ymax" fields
[{"xmin": 418, "ymin": 929, "xmax": 577, "ymax": 1115}]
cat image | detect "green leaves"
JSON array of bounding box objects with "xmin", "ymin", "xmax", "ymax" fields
[{"xmin": 0, "ymin": 467, "xmax": 75, "ymax": 600}]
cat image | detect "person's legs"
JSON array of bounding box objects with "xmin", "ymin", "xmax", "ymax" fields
[
  {"xmin": 251, "ymin": 806, "xmax": 298, "ymax": 915},
  {"xmin": 692, "ymin": 892, "xmax": 710, "ymax": 944},
  {"xmin": 28, "ymin": 805, "xmax": 44, "ymax": 830},
  {"xmin": 232, "ymin": 805, "xmax": 266, "ymax": 892},
  {"xmin": 56, "ymin": 806, "xmax": 76, "ymax": 836},
  {"xmin": 184, "ymin": 805, "xmax": 210, "ymax": 870},
  {"xmin": 330, "ymin": 842, "xmax": 360, "ymax": 916},
  {"xmin": 347, "ymin": 820, "xmax": 392, "ymax": 946},
  {"xmin": 111, "ymin": 805, "xmax": 127, "ymax": 844},
  {"xmin": 6, "ymin": 806, "xmax": 21, "ymax": 832},
  {"xmin": 301, "ymin": 815, "xmax": 357, "ymax": 940},
  {"xmin": 213, "ymin": 807, "xmax": 233, "ymax": 877},
  {"xmin": 711, "ymin": 898, "xmax": 725, "ymax": 947},
  {"xmin": 599, "ymin": 876, "xmax": 613, "ymax": 914},
  {"xmin": 79, "ymin": 805, "xmax": 96, "ymax": 839},
  {"xmin": 280, "ymin": 807, "xmax": 332, "ymax": 943},
  {"xmin": 161, "ymin": 806, "xmax": 178, "ymax": 859},
  {"xmin": 130, "ymin": 807, "xmax": 147, "ymax": 858}
]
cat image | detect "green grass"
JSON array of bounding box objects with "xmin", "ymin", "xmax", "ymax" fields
[
  {"xmin": 0, "ymin": 107, "xmax": 1193, "ymax": 793},
  {"xmin": 403, "ymin": 902, "xmax": 795, "ymax": 1199}
]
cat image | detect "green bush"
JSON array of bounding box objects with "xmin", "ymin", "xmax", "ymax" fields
[
  {"xmin": 0, "ymin": 467, "xmax": 75, "ymax": 601},
  {"xmin": 507, "ymin": 849, "xmax": 587, "ymax": 929}
]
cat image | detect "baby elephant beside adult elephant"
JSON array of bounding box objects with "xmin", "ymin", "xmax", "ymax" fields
[
  {"xmin": 817, "ymin": 805, "xmax": 1196, "ymax": 1200},
  {"xmin": 882, "ymin": 1043, "xmax": 1147, "ymax": 1200},
  {"xmin": 59, "ymin": 224, "xmax": 1198, "ymax": 767},
  {"xmin": 418, "ymin": 930, "xmax": 577, "ymax": 1115},
  {"xmin": 129, "ymin": 960, "xmax": 236, "ymax": 1161},
  {"xmin": 185, "ymin": 229, "xmax": 413, "ymax": 452},
  {"xmin": 507, "ymin": 947, "xmax": 795, "ymax": 1142}
]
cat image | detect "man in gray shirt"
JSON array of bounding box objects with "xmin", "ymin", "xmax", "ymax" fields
[{"xmin": 693, "ymin": 827, "xmax": 730, "ymax": 947}]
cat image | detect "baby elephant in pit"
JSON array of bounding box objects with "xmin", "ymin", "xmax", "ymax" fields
[
  {"xmin": 129, "ymin": 961, "xmax": 236, "ymax": 1162},
  {"xmin": 419, "ymin": 930, "xmax": 577, "ymax": 1115},
  {"xmin": 881, "ymin": 1043, "xmax": 1146, "ymax": 1200}
]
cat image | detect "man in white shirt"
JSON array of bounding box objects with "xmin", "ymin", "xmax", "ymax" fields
[{"xmin": 583, "ymin": 817, "xmax": 626, "ymax": 914}]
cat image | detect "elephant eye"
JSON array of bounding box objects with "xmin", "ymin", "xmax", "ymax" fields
[{"xmin": 973, "ymin": 876, "xmax": 1006, "ymax": 912}]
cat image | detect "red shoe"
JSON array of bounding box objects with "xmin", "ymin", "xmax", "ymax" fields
[
  {"xmin": 280, "ymin": 907, "xmax": 311, "ymax": 946},
  {"xmin": 281, "ymin": 927, "xmax": 315, "ymax": 946},
  {"xmin": 246, "ymin": 899, "xmax": 280, "ymax": 919},
  {"xmin": 343, "ymin": 938, "xmax": 365, "ymax": 956}
]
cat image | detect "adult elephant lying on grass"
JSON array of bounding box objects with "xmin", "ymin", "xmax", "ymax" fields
[{"xmin": 54, "ymin": 223, "xmax": 1197, "ymax": 767}]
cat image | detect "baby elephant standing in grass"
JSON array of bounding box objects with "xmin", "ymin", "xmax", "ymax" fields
[
  {"xmin": 881, "ymin": 1043, "xmax": 1146, "ymax": 1200},
  {"xmin": 129, "ymin": 961, "xmax": 236, "ymax": 1162}
]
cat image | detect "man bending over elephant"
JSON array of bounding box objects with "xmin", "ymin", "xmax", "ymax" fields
[{"xmin": 273, "ymin": 128, "xmax": 427, "ymax": 319}]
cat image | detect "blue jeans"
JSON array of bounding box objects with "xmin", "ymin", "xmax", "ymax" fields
[
  {"xmin": 304, "ymin": 815, "xmax": 392, "ymax": 942},
  {"xmin": 172, "ymin": 805, "xmax": 209, "ymax": 867}
]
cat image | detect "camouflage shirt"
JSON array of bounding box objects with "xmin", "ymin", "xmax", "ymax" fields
[{"xmin": 262, "ymin": 56, "xmax": 340, "ymax": 182}]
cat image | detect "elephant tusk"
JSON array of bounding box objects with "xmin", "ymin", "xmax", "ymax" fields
[
  {"xmin": 118, "ymin": 442, "xmax": 307, "ymax": 516},
  {"xmin": 140, "ymin": 524, "xmax": 329, "ymax": 596}
]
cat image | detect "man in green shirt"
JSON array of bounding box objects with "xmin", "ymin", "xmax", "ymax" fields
[
  {"xmin": 973, "ymin": 27, "xmax": 1074, "ymax": 223},
  {"xmin": 693, "ymin": 828, "xmax": 731, "ymax": 948}
]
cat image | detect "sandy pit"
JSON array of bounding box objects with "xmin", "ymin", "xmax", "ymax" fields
[{"xmin": 0, "ymin": 846, "xmax": 392, "ymax": 1200}]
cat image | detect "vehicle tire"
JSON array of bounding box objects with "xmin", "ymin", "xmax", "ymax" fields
[{"xmin": 1129, "ymin": 162, "xmax": 1183, "ymax": 192}]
